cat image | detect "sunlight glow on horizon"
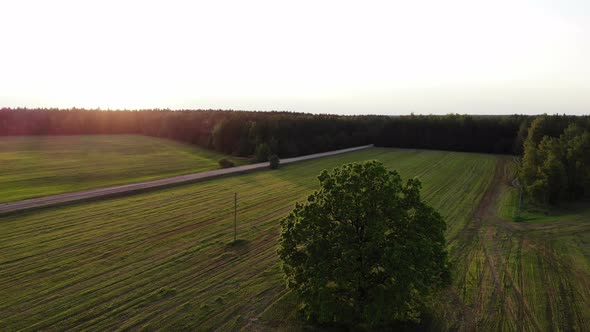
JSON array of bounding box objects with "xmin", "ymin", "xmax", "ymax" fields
[{"xmin": 1, "ymin": 0, "xmax": 589, "ymax": 115}]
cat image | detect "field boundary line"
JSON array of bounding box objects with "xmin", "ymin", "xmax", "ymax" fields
[{"xmin": 0, "ymin": 145, "xmax": 374, "ymax": 215}]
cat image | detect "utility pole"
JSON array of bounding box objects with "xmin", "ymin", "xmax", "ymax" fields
[{"xmin": 234, "ymin": 192, "xmax": 237, "ymax": 242}]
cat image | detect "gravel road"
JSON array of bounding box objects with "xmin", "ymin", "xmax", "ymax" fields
[{"xmin": 0, "ymin": 145, "xmax": 373, "ymax": 214}]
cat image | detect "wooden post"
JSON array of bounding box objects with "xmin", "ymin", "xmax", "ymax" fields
[{"xmin": 234, "ymin": 192, "xmax": 237, "ymax": 242}]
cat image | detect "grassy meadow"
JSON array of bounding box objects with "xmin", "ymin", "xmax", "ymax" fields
[
  {"xmin": 478, "ymin": 178, "xmax": 590, "ymax": 330},
  {"xmin": 0, "ymin": 148, "xmax": 497, "ymax": 331},
  {"xmin": 425, "ymin": 160, "xmax": 590, "ymax": 331},
  {"xmin": 0, "ymin": 135, "xmax": 245, "ymax": 203}
]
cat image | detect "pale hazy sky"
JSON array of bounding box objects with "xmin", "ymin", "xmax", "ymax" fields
[{"xmin": 1, "ymin": 0, "xmax": 589, "ymax": 115}]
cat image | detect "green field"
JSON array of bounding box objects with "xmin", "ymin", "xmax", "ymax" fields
[
  {"xmin": 0, "ymin": 148, "xmax": 496, "ymax": 330},
  {"xmin": 1, "ymin": 147, "xmax": 588, "ymax": 331},
  {"xmin": 0, "ymin": 135, "xmax": 245, "ymax": 203},
  {"xmin": 435, "ymin": 161, "xmax": 590, "ymax": 331}
]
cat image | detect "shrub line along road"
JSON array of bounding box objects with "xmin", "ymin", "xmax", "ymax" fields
[{"xmin": 0, "ymin": 145, "xmax": 373, "ymax": 215}]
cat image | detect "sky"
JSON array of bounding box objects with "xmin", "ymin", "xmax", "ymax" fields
[{"xmin": 1, "ymin": 0, "xmax": 589, "ymax": 115}]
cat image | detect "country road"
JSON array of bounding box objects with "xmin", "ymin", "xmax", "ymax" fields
[{"xmin": 0, "ymin": 144, "xmax": 373, "ymax": 215}]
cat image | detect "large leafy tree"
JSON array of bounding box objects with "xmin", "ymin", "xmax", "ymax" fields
[{"xmin": 277, "ymin": 161, "xmax": 450, "ymax": 327}]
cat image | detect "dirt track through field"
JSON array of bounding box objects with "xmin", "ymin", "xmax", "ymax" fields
[
  {"xmin": 453, "ymin": 158, "xmax": 541, "ymax": 330},
  {"xmin": 445, "ymin": 157, "xmax": 590, "ymax": 331},
  {"xmin": 0, "ymin": 145, "xmax": 373, "ymax": 215}
]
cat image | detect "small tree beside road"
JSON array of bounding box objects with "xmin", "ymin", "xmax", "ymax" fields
[{"xmin": 269, "ymin": 154, "xmax": 280, "ymax": 169}]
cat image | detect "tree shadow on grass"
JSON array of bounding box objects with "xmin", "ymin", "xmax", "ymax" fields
[
  {"xmin": 259, "ymin": 290, "xmax": 436, "ymax": 332},
  {"xmin": 225, "ymin": 239, "xmax": 250, "ymax": 254},
  {"xmin": 518, "ymin": 198, "xmax": 590, "ymax": 223}
]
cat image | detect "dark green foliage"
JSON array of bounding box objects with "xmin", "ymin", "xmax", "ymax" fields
[
  {"xmin": 218, "ymin": 158, "xmax": 235, "ymax": 168},
  {"xmin": 0, "ymin": 108, "xmax": 539, "ymax": 157},
  {"xmin": 513, "ymin": 120, "xmax": 530, "ymax": 154},
  {"xmin": 375, "ymin": 113, "xmax": 530, "ymax": 154},
  {"xmin": 255, "ymin": 143, "xmax": 271, "ymax": 162},
  {"xmin": 277, "ymin": 161, "xmax": 450, "ymax": 328},
  {"xmin": 212, "ymin": 119, "xmax": 253, "ymax": 155},
  {"xmin": 520, "ymin": 115, "xmax": 590, "ymax": 205},
  {"xmin": 269, "ymin": 154, "xmax": 280, "ymax": 169},
  {"xmin": 269, "ymin": 137, "xmax": 279, "ymax": 154}
]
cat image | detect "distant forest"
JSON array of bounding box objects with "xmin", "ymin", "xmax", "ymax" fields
[
  {"xmin": 1, "ymin": 108, "xmax": 531, "ymax": 157},
  {"xmin": 3, "ymin": 108, "xmax": 590, "ymax": 205}
]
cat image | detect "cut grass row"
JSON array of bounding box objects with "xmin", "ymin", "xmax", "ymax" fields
[
  {"xmin": 0, "ymin": 135, "xmax": 246, "ymax": 203},
  {"xmin": 0, "ymin": 148, "xmax": 496, "ymax": 331}
]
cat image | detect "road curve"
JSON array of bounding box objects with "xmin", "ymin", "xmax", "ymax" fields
[{"xmin": 0, "ymin": 145, "xmax": 374, "ymax": 215}]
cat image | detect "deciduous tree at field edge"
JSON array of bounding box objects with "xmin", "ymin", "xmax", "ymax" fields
[{"xmin": 277, "ymin": 161, "xmax": 451, "ymax": 328}]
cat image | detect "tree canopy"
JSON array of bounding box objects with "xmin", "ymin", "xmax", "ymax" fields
[
  {"xmin": 277, "ymin": 161, "xmax": 450, "ymax": 327},
  {"xmin": 520, "ymin": 115, "xmax": 590, "ymax": 205}
]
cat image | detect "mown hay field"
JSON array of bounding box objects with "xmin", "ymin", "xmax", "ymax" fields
[
  {"xmin": 0, "ymin": 148, "xmax": 496, "ymax": 330},
  {"xmin": 0, "ymin": 135, "xmax": 245, "ymax": 203}
]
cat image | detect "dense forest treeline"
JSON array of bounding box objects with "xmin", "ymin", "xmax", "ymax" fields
[
  {"xmin": 1, "ymin": 108, "xmax": 529, "ymax": 157},
  {"xmin": 519, "ymin": 114, "xmax": 590, "ymax": 205},
  {"xmin": 3, "ymin": 108, "xmax": 590, "ymax": 204}
]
